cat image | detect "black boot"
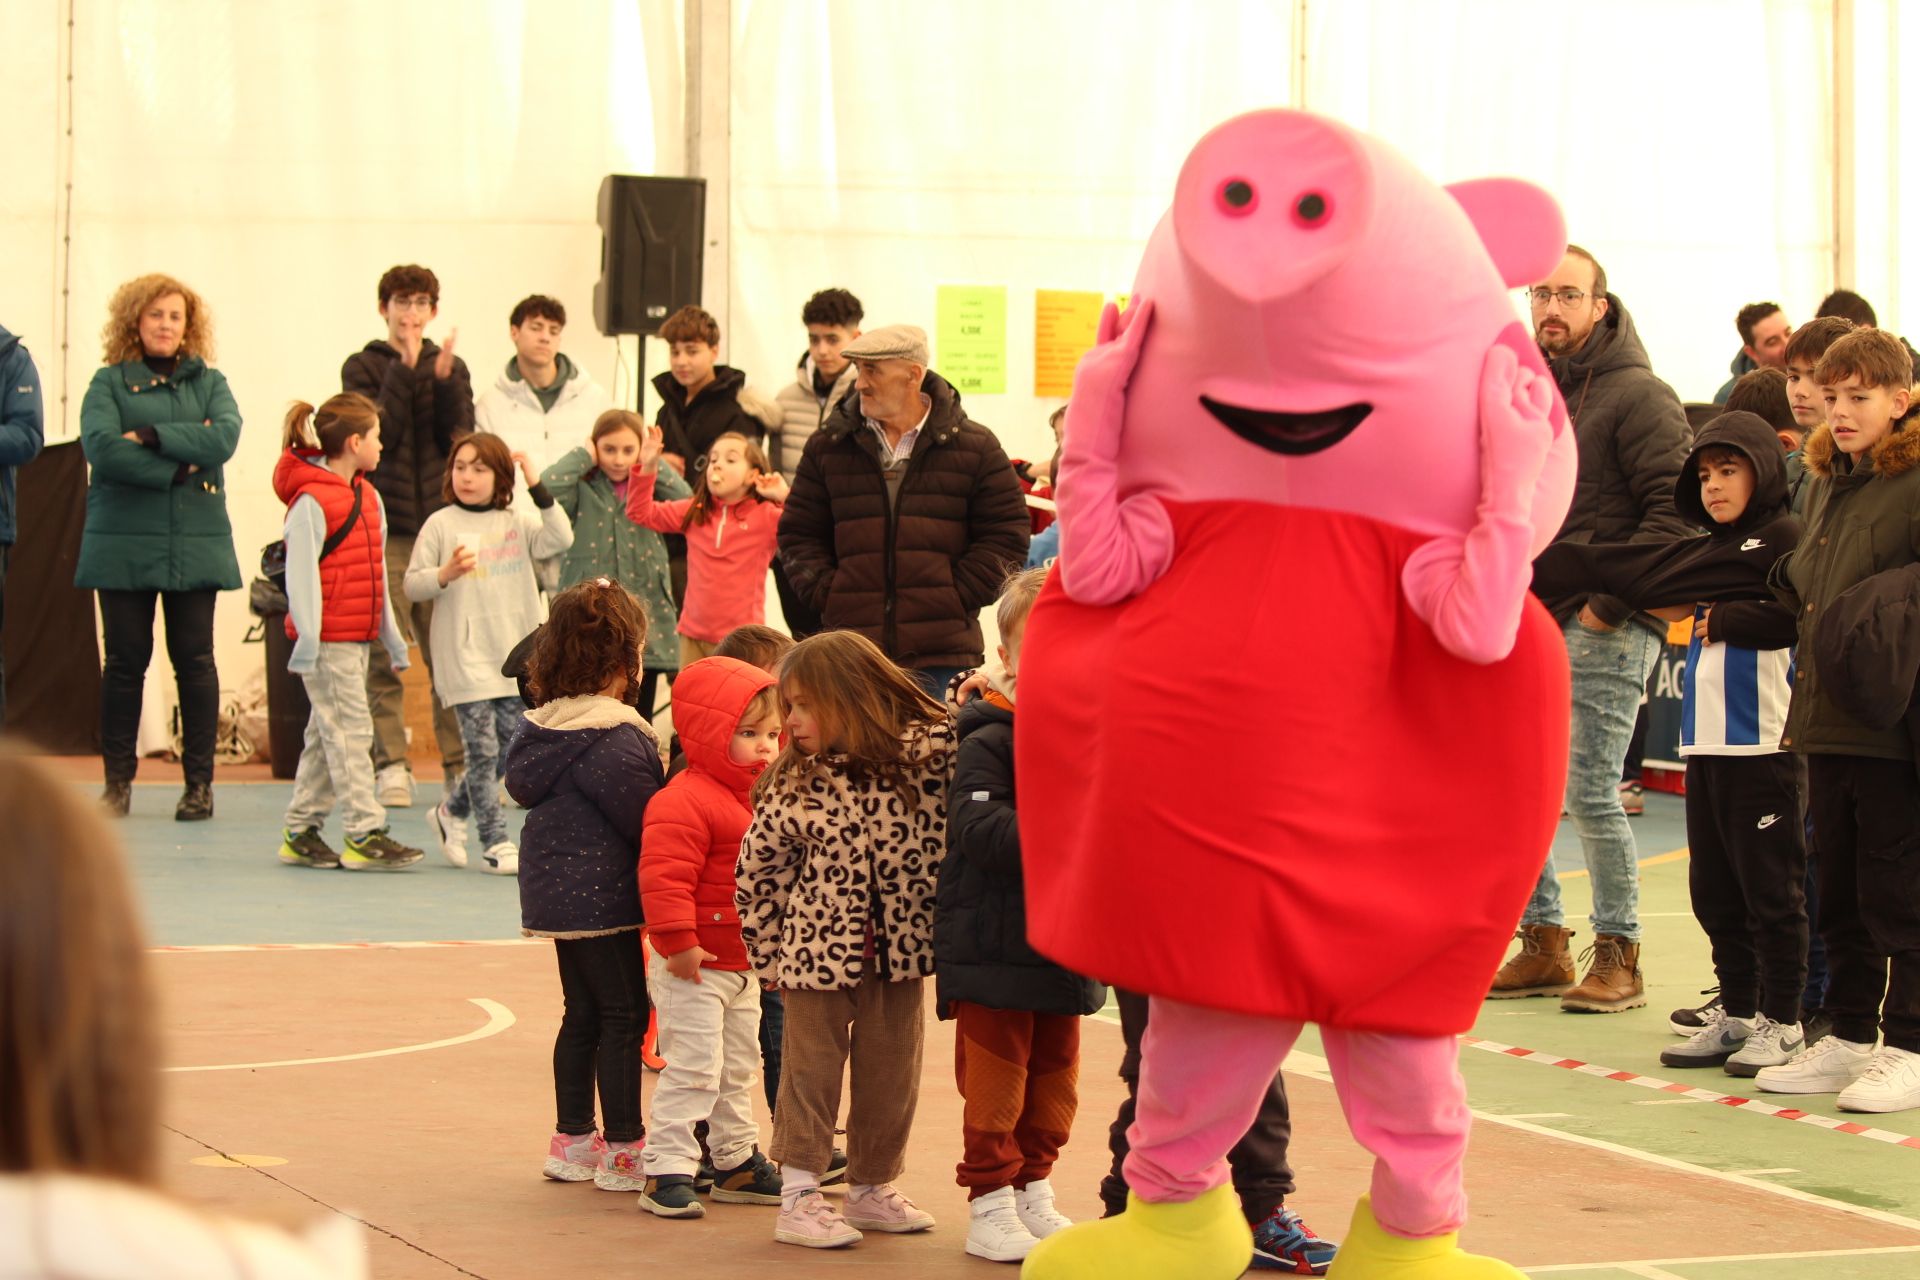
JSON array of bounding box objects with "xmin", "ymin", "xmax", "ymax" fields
[
  {"xmin": 175, "ymin": 782, "xmax": 214, "ymax": 822},
  {"xmin": 101, "ymin": 779, "xmax": 132, "ymax": 818}
]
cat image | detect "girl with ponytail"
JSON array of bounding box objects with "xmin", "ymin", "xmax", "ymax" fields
[{"xmin": 273, "ymin": 394, "xmax": 424, "ymax": 872}]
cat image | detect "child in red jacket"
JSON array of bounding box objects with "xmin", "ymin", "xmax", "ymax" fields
[{"xmin": 637, "ymin": 656, "xmax": 786, "ymax": 1219}]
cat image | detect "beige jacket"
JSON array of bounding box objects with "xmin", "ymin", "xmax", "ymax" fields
[{"xmin": 770, "ymin": 357, "xmax": 856, "ymax": 484}]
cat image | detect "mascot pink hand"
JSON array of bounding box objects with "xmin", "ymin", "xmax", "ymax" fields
[
  {"xmin": 1056, "ymin": 299, "xmax": 1176, "ymax": 605},
  {"xmin": 1400, "ymin": 343, "xmax": 1558, "ymax": 664}
]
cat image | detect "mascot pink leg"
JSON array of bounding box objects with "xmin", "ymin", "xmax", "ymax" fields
[{"xmin": 1014, "ymin": 109, "xmax": 1578, "ymax": 1280}]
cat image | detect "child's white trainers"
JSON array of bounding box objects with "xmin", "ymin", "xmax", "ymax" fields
[
  {"xmin": 1754, "ymin": 1035, "xmax": 1875, "ymax": 1094},
  {"xmin": 1015, "ymin": 1178, "xmax": 1073, "ymax": 1238},
  {"xmin": 1837, "ymin": 1046, "xmax": 1920, "ymax": 1113},
  {"xmin": 483, "ymin": 841, "xmax": 519, "ymax": 876},
  {"xmin": 965, "ymin": 1186, "xmax": 1039, "ymax": 1263},
  {"xmin": 429, "ymin": 798, "xmax": 469, "ymax": 868}
]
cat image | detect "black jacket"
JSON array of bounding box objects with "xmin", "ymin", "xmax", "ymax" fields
[
  {"xmin": 505, "ymin": 697, "xmax": 663, "ymax": 939},
  {"xmin": 341, "ymin": 340, "xmax": 474, "ymax": 537},
  {"xmin": 933, "ymin": 693, "xmax": 1106, "ymax": 1017},
  {"xmin": 1812, "ymin": 564, "xmax": 1920, "ymax": 775},
  {"xmin": 1538, "ymin": 294, "xmax": 1696, "ymax": 630},
  {"xmin": 777, "ymin": 372, "xmax": 1029, "ymax": 668},
  {"xmin": 1532, "ymin": 411, "xmax": 1801, "ymax": 649},
  {"xmin": 651, "ymin": 366, "xmax": 776, "ymax": 474}
]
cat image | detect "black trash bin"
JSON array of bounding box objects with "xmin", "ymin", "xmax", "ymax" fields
[{"xmin": 261, "ymin": 609, "xmax": 311, "ymax": 781}]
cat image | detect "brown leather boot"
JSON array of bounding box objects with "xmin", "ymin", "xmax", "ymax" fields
[
  {"xmin": 1487, "ymin": 924, "xmax": 1576, "ymax": 998},
  {"xmin": 1560, "ymin": 934, "xmax": 1646, "ymax": 1012}
]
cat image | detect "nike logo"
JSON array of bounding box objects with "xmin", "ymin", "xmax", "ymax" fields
[
  {"xmin": 1757, "ymin": 814, "xmax": 1781, "ymax": 830},
  {"xmin": 1741, "ymin": 538, "xmax": 1766, "ymax": 551}
]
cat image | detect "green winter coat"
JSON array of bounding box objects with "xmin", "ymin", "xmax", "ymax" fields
[
  {"xmin": 541, "ymin": 447, "xmax": 690, "ymax": 671},
  {"xmin": 76, "ymin": 357, "xmax": 243, "ymax": 592},
  {"xmin": 1772, "ymin": 422, "xmax": 1920, "ymax": 760}
]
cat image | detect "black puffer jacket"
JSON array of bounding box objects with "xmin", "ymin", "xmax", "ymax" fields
[
  {"xmin": 777, "ymin": 372, "xmax": 1029, "ymax": 668},
  {"xmin": 651, "ymin": 366, "xmax": 780, "ymax": 474},
  {"xmin": 934, "ymin": 691, "xmax": 1106, "ymax": 1018},
  {"xmin": 506, "ymin": 695, "xmax": 663, "ymax": 939},
  {"xmin": 1537, "ymin": 294, "xmax": 1695, "ymax": 630},
  {"xmin": 341, "ymin": 340, "xmax": 474, "ymax": 537}
]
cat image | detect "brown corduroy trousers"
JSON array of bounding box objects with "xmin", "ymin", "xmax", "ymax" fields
[{"xmin": 770, "ymin": 976, "xmax": 925, "ymax": 1185}]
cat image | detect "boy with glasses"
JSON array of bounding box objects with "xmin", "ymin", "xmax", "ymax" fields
[{"xmin": 342, "ymin": 263, "xmax": 475, "ymax": 808}]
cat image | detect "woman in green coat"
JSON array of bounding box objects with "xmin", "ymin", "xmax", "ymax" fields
[
  {"xmin": 78, "ymin": 275, "xmax": 242, "ymax": 822},
  {"xmin": 540, "ymin": 410, "xmax": 689, "ymax": 713}
]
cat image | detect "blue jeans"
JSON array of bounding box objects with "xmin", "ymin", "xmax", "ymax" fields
[
  {"xmin": 1523, "ymin": 618, "xmax": 1661, "ymax": 941},
  {"xmin": 447, "ymin": 695, "xmax": 524, "ymax": 846}
]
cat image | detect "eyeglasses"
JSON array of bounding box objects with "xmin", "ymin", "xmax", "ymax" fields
[
  {"xmin": 1526, "ymin": 287, "xmax": 1590, "ymax": 309},
  {"xmin": 387, "ymin": 295, "xmax": 435, "ymax": 312}
]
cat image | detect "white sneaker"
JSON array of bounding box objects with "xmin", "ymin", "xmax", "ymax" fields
[
  {"xmin": 1837, "ymin": 1046, "xmax": 1920, "ymax": 1113},
  {"xmin": 375, "ymin": 764, "xmax": 414, "ymax": 808},
  {"xmin": 1754, "ymin": 1035, "xmax": 1875, "ymax": 1094},
  {"xmin": 483, "ymin": 841, "xmax": 519, "ymax": 876},
  {"xmin": 965, "ymin": 1187, "xmax": 1039, "ymax": 1263},
  {"xmin": 1724, "ymin": 1015, "xmax": 1804, "ymax": 1078},
  {"xmin": 1015, "ymin": 1178, "xmax": 1073, "ymax": 1239},
  {"xmin": 429, "ymin": 798, "xmax": 469, "ymax": 868}
]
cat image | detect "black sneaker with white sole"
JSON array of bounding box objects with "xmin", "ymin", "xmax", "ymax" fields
[
  {"xmin": 1661, "ymin": 1016, "xmax": 1752, "ymax": 1068},
  {"xmin": 1669, "ymin": 989, "xmax": 1723, "ymax": 1036},
  {"xmin": 709, "ymin": 1150, "xmax": 783, "ymax": 1204},
  {"xmin": 639, "ymin": 1175, "xmax": 707, "ymax": 1218}
]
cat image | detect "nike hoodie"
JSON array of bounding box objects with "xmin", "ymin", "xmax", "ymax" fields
[{"xmin": 1533, "ymin": 410, "xmax": 1801, "ymax": 753}]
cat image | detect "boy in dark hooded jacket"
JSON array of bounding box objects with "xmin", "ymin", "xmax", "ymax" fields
[{"xmin": 1534, "ymin": 410, "xmax": 1808, "ymax": 1076}]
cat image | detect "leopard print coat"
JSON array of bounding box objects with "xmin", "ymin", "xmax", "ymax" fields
[{"xmin": 736, "ymin": 719, "xmax": 957, "ymax": 991}]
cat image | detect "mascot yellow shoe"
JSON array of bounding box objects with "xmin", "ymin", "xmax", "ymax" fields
[
  {"xmin": 1324, "ymin": 1197, "xmax": 1522, "ymax": 1280},
  {"xmin": 1020, "ymin": 1186, "xmax": 1249, "ymax": 1280}
]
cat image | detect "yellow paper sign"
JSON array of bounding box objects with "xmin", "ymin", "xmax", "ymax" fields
[
  {"xmin": 1034, "ymin": 290, "xmax": 1105, "ymax": 397},
  {"xmin": 936, "ymin": 286, "xmax": 1007, "ymax": 396}
]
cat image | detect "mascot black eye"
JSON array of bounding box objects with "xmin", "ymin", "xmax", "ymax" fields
[
  {"xmin": 1218, "ymin": 178, "xmax": 1258, "ymax": 216},
  {"xmin": 1293, "ymin": 192, "xmax": 1331, "ymax": 227}
]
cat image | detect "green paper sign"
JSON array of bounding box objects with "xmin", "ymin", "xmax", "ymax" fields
[{"xmin": 936, "ymin": 285, "xmax": 1007, "ymax": 396}]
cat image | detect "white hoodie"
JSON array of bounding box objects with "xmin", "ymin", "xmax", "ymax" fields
[
  {"xmin": 0, "ymin": 1174, "xmax": 365, "ymax": 1279},
  {"xmin": 474, "ymin": 355, "xmax": 613, "ymax": 486}
]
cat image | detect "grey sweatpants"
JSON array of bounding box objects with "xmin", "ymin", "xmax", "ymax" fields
[{"xmin": 286, "ymin": 641, "xmax": 387, "ymax": 839}]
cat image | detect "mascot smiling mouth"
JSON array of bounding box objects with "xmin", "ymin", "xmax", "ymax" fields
[{"xmin": 1200, "ymin": 396, "xmax": 1373, "ymax": 456}]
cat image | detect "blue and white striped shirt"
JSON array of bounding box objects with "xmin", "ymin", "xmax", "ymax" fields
[{"xmin": 1679, "ymin": 604, "xmax": 1792, "ymax": 756}]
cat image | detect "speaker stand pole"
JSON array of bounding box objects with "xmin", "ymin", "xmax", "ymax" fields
[{"xmin": 635, "ymin": 335, "xmax": 647, "ymax": 420}]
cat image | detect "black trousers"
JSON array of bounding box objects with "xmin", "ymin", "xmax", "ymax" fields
[
  {"xmin": 1684, "ymin": 753, "xmax": 1809, "ymax": 1024},
  {"xmin": 1808, "ymin": 754, "xmax": 1920, "ymax": 1051},
  {"xmin": 1101, "ymin": 988, "xmax": 1293, "ymax": 1224},
  {"xmin": 98, "ymin": 588, "xmax": 219, "ymax": 787},
  {"xmin": 553, "ymin": 932, "xmax": 651, "ymax": 1144}
]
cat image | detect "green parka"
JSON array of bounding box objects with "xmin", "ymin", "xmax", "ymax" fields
[
  {"xmin": 540, "ymin": 447, "xmax": 691, "ymax": 671},
  {"xmin": 76, "ymin": 357, "xmax": 242, "ymax": 592}
]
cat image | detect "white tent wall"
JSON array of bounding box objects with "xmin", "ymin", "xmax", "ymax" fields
[
  {"xmin": 10, "ymin": 0, "xmax": 685, "ymax": 726},
  {"xmin": 5, "ymin": 0, "xmax": 1915, "ymax": 741}
]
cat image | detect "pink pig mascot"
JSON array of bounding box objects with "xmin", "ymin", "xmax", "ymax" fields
[{"xmin": 1015, "ymin": 110, "xmax": 1577, "ymax": 1279}]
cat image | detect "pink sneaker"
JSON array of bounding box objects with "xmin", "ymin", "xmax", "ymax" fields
[
  {"xmin": 775, "ymin": 1190, "xmax": 864, "ymax": 1249},
  {"xmin": 843, "ymin": 1183, "xmax": 936, "ymax": 1233},
  {"xmin": 595, "ymin": 1138, "xmax": 646, "ymax": 1191},
  {"xmin": 543, "ymin": 1130, "xmax": 605, "ymax": 1182}
]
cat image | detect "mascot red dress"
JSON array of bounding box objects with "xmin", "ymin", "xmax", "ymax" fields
[{"xmin": 1016, "ymin": 110, "xmax": 1576, "ymax": 1279}]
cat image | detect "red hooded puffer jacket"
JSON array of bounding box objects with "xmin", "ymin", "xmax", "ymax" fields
[
  {"xmin": 272, "ymin": 449, "xmax": 385, "ymax": 643},
  {"xmin": 640, "ymin": 656, "xmax": 778, "ymax": 969}
]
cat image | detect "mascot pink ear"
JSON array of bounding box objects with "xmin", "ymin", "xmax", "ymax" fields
[{"xmin": 1445, "ymin": 178, "xmax": 1566, "ymax": 288}]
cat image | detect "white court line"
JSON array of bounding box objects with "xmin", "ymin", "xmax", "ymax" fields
[
  {"xmin": 1616, "ymin": 1265, "xmax": 1688, "ymax": 1280},
  {"xmin": 1525, "ymin": 1242, "xmax": 1920, "ymax": 1273},
  {"xmin": 165, "ymin": 997, "xmax": 514, "ymax": 1072},
  {"xmin": 151, "ymin": 939, "xmax": 539, "ymax": 954}
]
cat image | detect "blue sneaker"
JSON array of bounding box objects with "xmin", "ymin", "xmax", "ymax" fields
[{"xmin": 1250, "ymin": 1205, "xmax": 1338, "ymax": 1274}]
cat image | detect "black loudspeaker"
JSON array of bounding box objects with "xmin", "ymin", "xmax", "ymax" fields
[{"xmin": 593, "ymin": 175, "xmax": 707, "ymax": 336}]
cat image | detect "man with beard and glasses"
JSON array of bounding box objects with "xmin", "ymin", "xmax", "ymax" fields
[{"xmin": 1491, "ymin": 244, "xmax": 1692, "ymax": 1015}]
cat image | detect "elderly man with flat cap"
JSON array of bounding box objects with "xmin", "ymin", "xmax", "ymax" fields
[{"xmin": 777, "ymin": 324, "xmax": 1029, "ymax": 693}]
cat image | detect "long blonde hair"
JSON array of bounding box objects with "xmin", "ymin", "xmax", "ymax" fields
[
  {"xmin": 100, "ymin": 273, "xmax": 215, "ymax": 366},
  {"xmin": 0, "ymin": 751, "xmax": 159, "ymax": 1182},
  {"xmin": 753, "ymin": 631, "xmax": 945, "ymax": 803}
]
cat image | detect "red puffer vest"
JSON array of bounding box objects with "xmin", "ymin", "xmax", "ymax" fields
[{"xmin": 272, "ymin": 450, "xmax": 385, "ymax": 643}]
